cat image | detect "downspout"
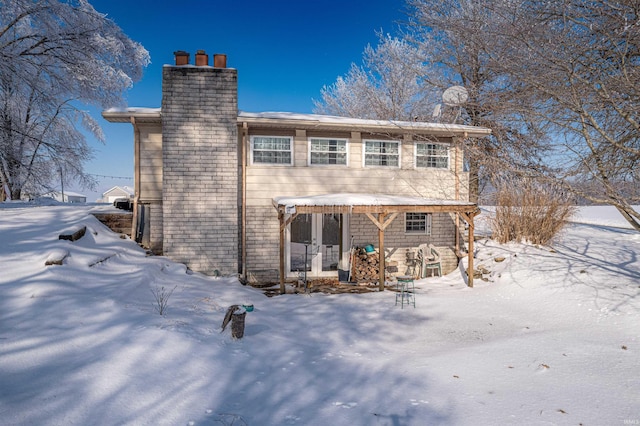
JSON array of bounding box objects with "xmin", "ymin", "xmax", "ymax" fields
[
  {"xmin": 241, "ymin": 122, "xmax": 248, "ymax": 282},
  {"xmin": 131, "ymin": 116, "xmax": 141, "ymax": 240}
]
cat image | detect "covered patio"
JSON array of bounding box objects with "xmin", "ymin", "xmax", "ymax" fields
[{"xmin": 273, "ymin": 194, "xmax": 480, "ymax": 294}]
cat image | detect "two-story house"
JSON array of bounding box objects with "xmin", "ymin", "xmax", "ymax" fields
[{"xmin": 102, "ymin": 50, "xmax": 491, "ymax": 290}]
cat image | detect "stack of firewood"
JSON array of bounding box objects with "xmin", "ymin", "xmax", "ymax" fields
[{"xmin": 352, "ymin": 249, "xmax": 380, "ymax": 283}]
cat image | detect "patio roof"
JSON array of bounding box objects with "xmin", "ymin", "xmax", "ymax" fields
[
  {"xmin": 273, "ymin": 193, "xmax": 480, "ymax": 293},
  {"xmin": 272, "ymin": 193, "xmax": 478, "ymax": 215}
]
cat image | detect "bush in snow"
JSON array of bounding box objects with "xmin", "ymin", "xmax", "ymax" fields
[
  {"xmin": 491, "ymin": 178, "xmax": 576, "ymax": 245},
  {"xmin": 151, "ymin": 285, "xmax": 177, "ymax": 316}
]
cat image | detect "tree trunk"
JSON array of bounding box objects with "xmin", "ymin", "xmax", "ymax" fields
[
  {"xmin": 467, "ymin": 155, "xmax": 480, "ymax": 204},
  {"xmin": 615, "ymin": 205, "xmax": 640, "ymax": 232}
]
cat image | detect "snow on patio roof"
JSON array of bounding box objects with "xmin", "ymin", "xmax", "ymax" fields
[
  {"xmin": 273, "ymin": 193, "xmax": 474, "ymax": 207},
  {"xmin": 272, "ymin": 193, "xmax": 478, "ymax": 215}
]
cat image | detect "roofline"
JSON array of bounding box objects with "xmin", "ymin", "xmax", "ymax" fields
[{"xmin": 102, "ymin": 108, "xmax": 492, "ymax": 138}]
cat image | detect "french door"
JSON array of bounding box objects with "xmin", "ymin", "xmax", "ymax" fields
[{"xmin": 288, "ymin": 213, "xmax": 344, "ymax": 278}]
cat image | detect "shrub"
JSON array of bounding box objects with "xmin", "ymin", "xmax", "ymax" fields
[
  {"xmin": 491, "ymin": 178, "xmax": 576, "ymax": 245},
  {"xmin": 151, "ymin": 285, "xmax": 177, "ymax": 316}
]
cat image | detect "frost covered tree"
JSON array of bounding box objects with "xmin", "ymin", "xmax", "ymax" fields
[
  {"xmin": 316, "ymin": 3, "xmax": 544, "ymax": 203},
  {"xmin": 0, "ymin": 0, "xmax": 149, "ymax": 200},
  {"xmin": 485, "ymin": 0, "xmax": 640, "ymax": 230},
  {"xmin": 314, "ymin": 34, "xmax": 434, "ymax": 121}
]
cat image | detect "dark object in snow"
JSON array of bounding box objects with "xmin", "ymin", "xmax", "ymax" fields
[
  {"xmin": 59, "ymin": 226, "xmax": 86, "ymax": 241},
  {"xmin": 113, "ymin": 198, "xmax": 133, "ymax": 211},
  {"xmin": 221, "ymin": 305, "xmax": 246, "ymax": 339}
]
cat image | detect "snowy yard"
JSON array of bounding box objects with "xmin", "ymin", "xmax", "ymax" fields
[{"xmin": 0, "ymin": 202, "xmax": 638, "ymax": 425}]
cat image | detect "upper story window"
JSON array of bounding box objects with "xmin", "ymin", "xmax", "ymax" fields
[
  {"xmin": 309, "ymin": 138, "xmax": 348, "ymax": 165},
  {"xmin": 364, "ymin": 140, "xmax": 400, "ymax": 167},
  {"xmin": 416, "ymin": 143, "xmax": 449, "ymax": 169},
  {"xmin": 405, "ymin": 212, "xmax": 432, "ymax": 235},
  {"xmin": 251, "ymin": 136, "xmax": 292, "ymax": 165}
]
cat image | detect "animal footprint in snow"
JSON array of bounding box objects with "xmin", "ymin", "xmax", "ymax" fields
[{"xmin": 537, "ymin": 363, "xmax": 550, "ymax": 372}]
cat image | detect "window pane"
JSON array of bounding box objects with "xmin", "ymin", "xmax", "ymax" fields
[
  {"xmin": 310, "ymin": 139, "xmax": 347, "ymax": 165},
  {"xmin": 364, "ymin": 141, "xmax": 399, "ymax": 167},
  {"xmin": 253, "ymin": 136, "xmax": 292, "ymax": 164},
  {"xmin": 406, "ymin": 213, "xmax": 427, "ymax": 233},
  {"xmin": 405, "ymin": 213, "xmax": 432, "ymax": 234},
  {"xmin": 416, "ymin": 143, "xmax": 448, "ymax": 169}
]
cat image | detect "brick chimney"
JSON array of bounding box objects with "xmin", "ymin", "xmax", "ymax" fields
[{"xmin": 161, "ymin": 51, "xmax": 238, "ymax": 275}]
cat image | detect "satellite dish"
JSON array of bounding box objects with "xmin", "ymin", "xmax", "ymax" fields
[{"xmin": 442, "ymin": 86, "xmax": 469, "ymax": 106}]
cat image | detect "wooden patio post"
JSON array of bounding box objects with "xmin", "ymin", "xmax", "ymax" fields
[
  {"xmin": 378, "ymin": 212, "xmax": 386, "ymax": 291},
  {"xmin": 279, "ymin": 211, "xmax": 285, "ymax": 294},
  {"xmin": 468, "ymin": 215, "xmax": 475, "ymax": 288}
]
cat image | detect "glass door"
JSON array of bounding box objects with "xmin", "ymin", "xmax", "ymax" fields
[{"xmin": 288, "ymin": 213, "xmax": 342, "ymax": 277}]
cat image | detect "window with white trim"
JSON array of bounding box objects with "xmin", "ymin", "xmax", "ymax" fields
[
  {"xmin": 405, "ymin": 212, "xmax": 432, "ymax": 235},
  {"xmin": 364, "ymin": 140, "xmax": 400, "ymax": 167},
  {"xmin": 251, "ymin": 136, "xmax": 293, "ymax": 165},
  {"xmin": 416, "ymin": 143, "xmax": 449, "ymax": 169},
  {"xmin": 309, "ymin": 138, "xmax": 347, "ymax": 165}
]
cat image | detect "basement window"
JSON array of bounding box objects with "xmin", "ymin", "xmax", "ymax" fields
[
  {"xmin": 251, "ymin": 136, "xmax": 293, "ymax": 165},
  {"xmin": 416, "ymin": 143, "xmax": 449, "ymax": 169},
  {"xmin": 309, "ymin": 138, "xmax": 348, "ymax": 165},
  {"xmin": 405, "ymin": 212, "xmax": 432, "ymax": 235},
  {"xmin": 364, "ymin": 140, "xmax": 400, "ymax": 167}
]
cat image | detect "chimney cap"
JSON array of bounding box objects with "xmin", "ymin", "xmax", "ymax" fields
[{"xmin": 173, "ymin": 50, "xmax": 190, "ymax": 66}]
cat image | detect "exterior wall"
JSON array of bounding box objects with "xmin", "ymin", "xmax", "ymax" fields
[
  {"xmin": 243, "ymin": 127, "xmax": 468, "ymax": 282},
  {"xmin": 349, "ymin": 213, "xmax": 459, "ymax": 275},
  {"xmin": 138, "ymin": 125, "xmax": 163, "ymax": 203},
  {"xmin": 244, "ymin": 205, "xmax": 281, "ymax": 283},
  {"xmin": 161, "ymin": 66, "xmax": 238, "ymax": 275}
]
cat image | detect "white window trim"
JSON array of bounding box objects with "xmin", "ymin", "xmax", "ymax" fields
[
  {"xmin": 307, "ymin": 137, "xmax": 349, "ymax": 167},
  {"xmin": 414, "ymin": 142, "xmax": 450, "ymax": 170},
  {"xmin": 250, "ymin": 135, "xmax": 293, "ymax": 166},
  {"xmin": 362, "ymin": 139, "xmax": 401, "ymax": 168},
  {"xmin": 404, "ymin": 212, "xmax": 432, "ymax": 235}
]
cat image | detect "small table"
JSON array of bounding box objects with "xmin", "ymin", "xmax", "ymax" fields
[{"xmin": 395, "ymin": 275, "xmax": 415, "ymax": 308}]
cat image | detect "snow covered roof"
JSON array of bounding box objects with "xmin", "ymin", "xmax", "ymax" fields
[
  {"xmin": 238, "ymin": 111, "xmax": 491, "ymax": 137},
  {"xmin": 272, "ymin": 193, "xmax": 478, "ymax": 215},
  {"xmin": 102, "ymin": 186, "xmax": 134, "ymax": 197},
  {"xmin": 102, "ymin": 108, "xmax": 491, "ymax": 137}
]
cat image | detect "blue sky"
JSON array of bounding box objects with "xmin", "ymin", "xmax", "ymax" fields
[{"xmin": 80, "ymin": 0, "xmax": 408, "ymax": 200}]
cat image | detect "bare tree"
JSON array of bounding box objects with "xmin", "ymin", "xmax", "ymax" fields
[
  {"xmin": 0, "ymin": 0, "xmax": 149, "ymax": 200},
  {"xmin": 316, "ymin": 2, "xmax": 545, "ymax": 203},
  {"xmin": 406, "ymin": 0, "xmax": 551, "ymax": 203},
  {"xmin": 482, "ymin": 0, "xmax": 640, "ymax": 229},
  {"xmin": 317, "ymin": 0, "xmax": 639, "ymax": 231}
]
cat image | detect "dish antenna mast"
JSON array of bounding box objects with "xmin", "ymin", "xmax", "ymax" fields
[{"xmin": 432, "ymin": 85, "xmax": 469, "ymax": 123}]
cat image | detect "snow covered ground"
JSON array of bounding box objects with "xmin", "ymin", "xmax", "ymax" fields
[{"xmin": 0, "ymin": 202, "xmax": 638, "ymax": 425}]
